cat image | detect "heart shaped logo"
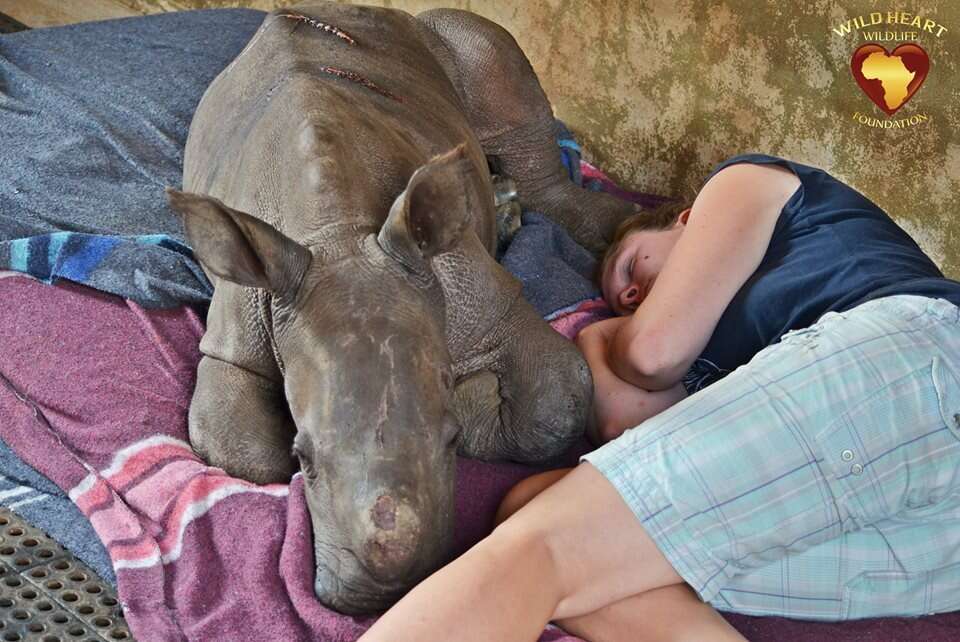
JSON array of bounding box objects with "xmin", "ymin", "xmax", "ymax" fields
[{"xmin": 851, "ymin": 43, "xmax": 929, "ymax": 116}]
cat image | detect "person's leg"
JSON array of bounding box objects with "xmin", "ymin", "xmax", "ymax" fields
[
  {"xmin": 361, "ymin": 295, "xmax": 960, "ymax": 641},
  {"xmin": 497, "ymin": 469, "xmax": 747, "ymax": 642},
  {"xmin": 574, "ymin": 294, "xmax": 960, "ymax": 608},
  {"xmin": 361, "ymin": 462, "xmax": 684, "ymax": 642},
  {"xmin": 559, "ymin": 584, "xmax": 745, "ymax": 642},
  {"xmin": 710, "ymin": 502, "xmax": 960, "ymax": 620},
  {"xmin": 494, "ymin": 468, "xmax": 573, "ymax": 526}
]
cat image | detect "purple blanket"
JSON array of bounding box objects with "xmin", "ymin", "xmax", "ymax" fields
[
  {"xmin": 0, "ymin": 276, "xmax": 577, "ymax": 641},
  {"xmin": 4, "ymin": 278, "xmax": 960, "ymax": 641}
]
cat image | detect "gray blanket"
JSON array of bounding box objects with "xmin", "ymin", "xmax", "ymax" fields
[{"xmin": 0, "ymin": 10, "xmax": 270, "ymax": 306}]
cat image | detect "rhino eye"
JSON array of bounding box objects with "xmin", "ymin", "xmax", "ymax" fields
[
  {"xmin": 292, "ymin": 445, "xmax": 318, "ymax": 480},
  {"xmin": 442, "ymin": 414, "xmax": 461, "ymax": 444},
  {"xmin": 440, "ymin": 369, "xmax": 454, "ymax": 392},
  {"xmin": 299, "ymin": 456, "xmax": 318, "ymax": 480}
]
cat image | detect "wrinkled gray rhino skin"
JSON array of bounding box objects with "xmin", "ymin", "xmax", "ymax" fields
[{"xmin": 167, "ymin": 2, "xmax": 635, "ymax": 614}]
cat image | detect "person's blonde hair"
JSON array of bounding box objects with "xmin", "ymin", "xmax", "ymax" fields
[{"xmin": 593, "ymin": 201, "xmax": 689, "ymax": 287}]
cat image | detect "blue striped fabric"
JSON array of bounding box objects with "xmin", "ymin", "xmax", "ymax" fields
[
  {"xmin": 0, "ymin": 233, "xmax": 212, "ymax": 308},
  {"xmin": 582, "ymin": 294, "xmax": 960, "ymax": 620},
  {"xmin": 1, "ymin": 123, "xmax": 585, "ymax": 310},
  {"xmin": 9, "ymin": 233, "xmax": 119, "ymax": 282},
  {"xmin": 0, "ymin": 476, "xmax": 51, "ymax": 512}
]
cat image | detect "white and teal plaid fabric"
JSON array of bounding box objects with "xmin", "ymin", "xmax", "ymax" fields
[{"xmin": 583, "ymin": 295, "xmax": 960, "ymax": 620}]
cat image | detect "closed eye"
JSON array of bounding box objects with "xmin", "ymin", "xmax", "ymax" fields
[
  {"xmin": 299, "ymin": 456, "xmax": 318, "ymax": 480},
  {"xmin": 291, "ymin": 443, "xmax": 318, "ymax": 478}
]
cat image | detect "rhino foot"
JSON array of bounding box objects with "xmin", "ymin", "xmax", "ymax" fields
[{"xmin": 188, "ymin": 356, "xmax": 297, "ymax": 484}]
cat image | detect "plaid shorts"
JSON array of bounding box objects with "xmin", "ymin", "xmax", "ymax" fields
[{"xmin": 581, "ymin": 294, "xmax": 960, "ymax": 620}]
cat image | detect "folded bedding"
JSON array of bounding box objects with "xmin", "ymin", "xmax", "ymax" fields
[
  {"xmin": 0, "ymin": 275, "xmax": 584, "ymax": 641},
  {"xmin": 3, "ymin": 8, "xmax": 960, "ymax": 642}
]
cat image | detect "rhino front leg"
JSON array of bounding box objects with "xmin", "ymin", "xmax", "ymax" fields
[
  {"xmin": 186, "ymin": 280, "xmax": 299, "ymax": 484},
  {"xmin": 190, "ymin": 356, "xmax": 297, "ymax": 484},
  {"xmin": 450, "ymin": 370, "xmax": 504, "ymax": 459},
  {"xmin": 166, "ymin": 189, "xmax": 307, "ymax": 483},
  {"xmin": 451, "ymin": 314, "xmax": 592, "ymax": 464},
  {"xmin": 418, "ymin": 9, "xmax": 637, "ymax": 255}
]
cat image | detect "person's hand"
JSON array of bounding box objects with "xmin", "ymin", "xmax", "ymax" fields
[
  {"xmin": 574, "ymin": 316, "xmax": 628, "ymax": 356},
  {"xmin": 578, "ymin": 315, "xmax": 648, "ymax": 384},
  {"xmin": 575, "ymin": 317, "xmax": 687, "ymax": 445}
]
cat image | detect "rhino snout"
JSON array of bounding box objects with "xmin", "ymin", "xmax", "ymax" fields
[
  {"xmin": 313, "ymin": 492, "xmax": 439, "ymax": 614},
  {"xmin": 362, "ymin": 494, "xmax": 422, "ymax": 581}
]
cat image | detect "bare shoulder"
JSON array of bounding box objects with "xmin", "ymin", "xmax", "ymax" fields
[
  {"xmin": 696, "ymin": 162, "xmax": 801, "ymax": 214},
  {"xmin": 700, "ymin": 163, "xmax": 800, "ymax": 199}
]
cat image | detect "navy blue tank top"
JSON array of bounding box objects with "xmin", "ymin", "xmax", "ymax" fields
[{"xmin": 682, "ymin": 153, "xmax": 960, "ymax": 394}]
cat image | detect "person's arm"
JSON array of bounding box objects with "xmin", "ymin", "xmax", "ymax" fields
[
  {"xmin": 576, "ymin": 317, "xmax": 688, "ymax": 444},
  {"xmin": 609, "ymin": 163, "xmax": 800, "ymax": 390}
]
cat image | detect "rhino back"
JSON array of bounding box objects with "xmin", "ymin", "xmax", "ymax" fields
[{"xmin": 183, "ymin": 2, "xmax": 496, "ymax": 252}]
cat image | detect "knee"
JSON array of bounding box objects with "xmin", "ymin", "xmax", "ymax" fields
[
  {"xmin": 494, "ymin": 468, "xmax": 573, "ymax": 526},
  {"xmin": 586, "ymin": 399, "xmax": 636, "ymax": 446},
  {"xmin": 599, "ymin": 422, "xmax": 628, "ymax": 445},
  {"xmin": 494, "ymin": 477, "xmax": 539, "ymax": 526},
  {"xmin": 589, "ymin": 417, "xmax": 629, "ymax": 446},
  {"xmin": 493, "ymin": 482, "xmax": 529, "ymax": 527}
]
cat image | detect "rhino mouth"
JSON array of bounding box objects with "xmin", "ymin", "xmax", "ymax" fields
[{"xmin": 313, "ymin": 542, "xmax": 415, "ymax": 614}]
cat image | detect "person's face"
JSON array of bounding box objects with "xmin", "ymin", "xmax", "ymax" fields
[{"xmin": 600, "ymin": 209, "xmax": 690, "ymax": 316}]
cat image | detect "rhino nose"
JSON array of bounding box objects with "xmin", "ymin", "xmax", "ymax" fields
[{"xmin": 362, "ymin": 494, "xmax": 423, "ymax": 581}]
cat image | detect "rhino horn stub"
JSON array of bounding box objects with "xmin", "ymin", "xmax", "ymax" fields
[
  {"xmin": 377, "ymin": 143, "xmax": 472, "ymax": 268},
  {"xmin": 166, "ymin": 188, "xmax": 311, "ymax": 297}
]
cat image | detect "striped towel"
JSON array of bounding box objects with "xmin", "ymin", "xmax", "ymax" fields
[{"xmin": 0, "ymin": 232, "xmax": 212, "ymax": 309}]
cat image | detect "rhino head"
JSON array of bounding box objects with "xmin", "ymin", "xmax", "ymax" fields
[{"xmin": 167, "ymin": 145, "xmax": 590, "ymax": 613}]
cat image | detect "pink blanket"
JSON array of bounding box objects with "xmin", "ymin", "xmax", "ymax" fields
[
  {"xmin": 0, "ymin": 276, "xmax": 581, "ymax": 641},
  {"xmin": 3, "ymin": 276, "xmax": 960, "ymax": 641}
]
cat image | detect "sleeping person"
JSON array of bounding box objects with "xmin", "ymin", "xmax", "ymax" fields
[{"xmin": 360, "ymin": 154, "xmax": 960, "ymax": 642}]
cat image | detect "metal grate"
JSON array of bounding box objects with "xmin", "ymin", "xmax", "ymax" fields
[{"xmin": 0, "ymin": 508, "xmax": 133, "ymax": 642}]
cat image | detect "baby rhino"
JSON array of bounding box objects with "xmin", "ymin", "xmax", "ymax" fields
[{"xmin": 167, "ymin": 2, "xmax": 635, "ymax": 614}]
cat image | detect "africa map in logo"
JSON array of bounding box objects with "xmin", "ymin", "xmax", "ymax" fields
[{"xmin": 850, "ymin": 43, "xmax": 929, "ymax": 115}]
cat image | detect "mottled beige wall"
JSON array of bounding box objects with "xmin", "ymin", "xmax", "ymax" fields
[{"xmin": 117, "ymin": 0, "xmax": 959, "ymax": 276}]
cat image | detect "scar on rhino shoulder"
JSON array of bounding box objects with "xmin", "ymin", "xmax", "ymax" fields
[
  {"xmin": 276, "ymin": 12, "xmax": 358, "ymax": 46},
  {"xmin": 318, "ymin": 66, "xmax": 403, "ymax": 103}
]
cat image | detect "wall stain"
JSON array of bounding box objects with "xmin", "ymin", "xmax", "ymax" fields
[{"xmin": 118, "ymin": 0, "xmax": 960, "ymax": 276}]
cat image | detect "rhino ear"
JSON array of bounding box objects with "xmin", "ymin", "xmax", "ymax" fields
[
  {"xmin": 378, "ymin": 143, "xmax": 472, "ymax": 267},
  {"xmin": 166, "ymin": 188, "xmax": 311, "ymax": 296}
]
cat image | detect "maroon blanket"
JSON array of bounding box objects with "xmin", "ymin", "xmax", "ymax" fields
[{"xmin": 2, "ymin": 275, "xmax": 959, "ymax": 641}]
